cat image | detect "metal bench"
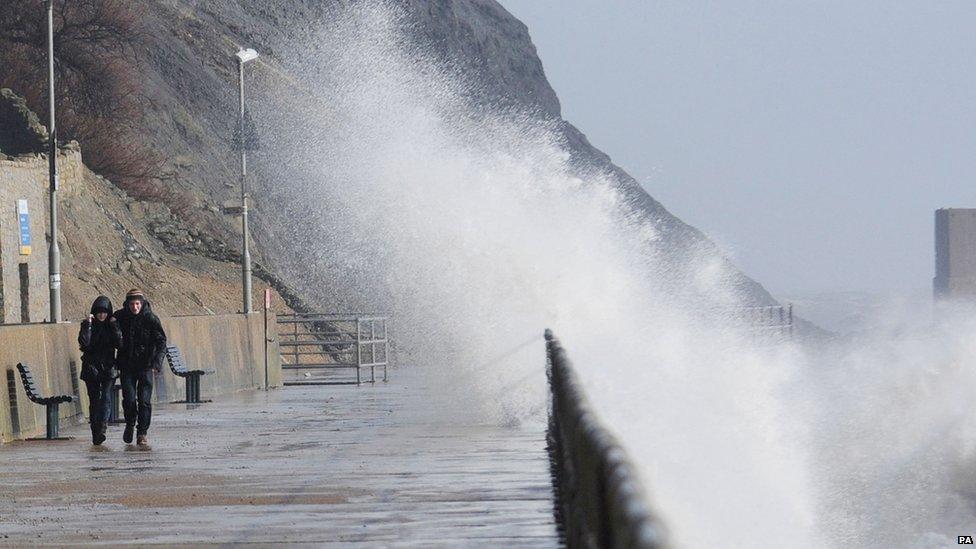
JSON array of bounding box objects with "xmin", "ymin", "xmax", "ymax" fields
[
  {"xmin": 165, "ymin": 345, "xmax": 213, "ymax": 404},
  {"xmin": 15, "ymin": 363, "xmax": 73, "ymax": 439},
  {"xmin": 108, "ymin": 382, "xmax": 125, "ymax": 424}
]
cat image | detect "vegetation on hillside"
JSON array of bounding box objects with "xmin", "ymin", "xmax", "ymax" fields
[{"xmin": 0, "ymin": 0, "xmax": 179, "ymax": 205}]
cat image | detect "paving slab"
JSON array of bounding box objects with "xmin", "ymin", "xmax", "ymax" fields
[{"xmin": 0, "ymin": 376, "xmax": 560, "ymax": 547}]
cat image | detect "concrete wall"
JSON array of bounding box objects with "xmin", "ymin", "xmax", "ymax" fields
[
  {"xmin": 0, "ymin": 312, "xmax": 280, "ymax": 442},
  {"xmin": 934, "ymin": 208, "xmax": 976, "ymax": 298},
  {"xmin": 0, "ymin": 147, "xmax": 84, "ymax": 323}
]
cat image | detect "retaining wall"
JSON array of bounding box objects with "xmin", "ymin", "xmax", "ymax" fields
[
  {"xmin": 0, "ymin": 148, "xmax": 86, "ymax": 324},
  {"xmin": 0, "ymin": 312, "xmax": 280, "ymax": 442},
  {"xmin": 546, "ymin": 329, "xmax": 668, "ymax": 549}
]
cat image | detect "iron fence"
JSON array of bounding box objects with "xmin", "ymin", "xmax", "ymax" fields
[
  {"xmin": 277, "ymin": 313, "xmax": 389, "ymax": 386},
  {"xmin": 546, "ymin": 329, "xmax": 667, "ymax": 549},
  {"xmin": 707, "ymin": 304, "xmax": 793, "ymax": 343}
]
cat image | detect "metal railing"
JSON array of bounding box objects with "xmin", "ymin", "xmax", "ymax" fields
[
  {"xmin": 546, "ymin": 329, "xmax": 667, "ymax": 549},
  {"xmin": 707, "ymin": 304, "xmax": 793, "ymax": 343},
  {"xmin": 277, "ymin": 313, "xmax": 389, "ymax": 386},
  {"xmin": 739, "ymin": 304, "xmax": 793, "ymax": 334}
]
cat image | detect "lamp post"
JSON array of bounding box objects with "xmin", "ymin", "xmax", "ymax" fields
[
  {"xmin": 235, "ymin": 48, "xmax": 258, "ymax": 314},
  {"xmin": 46, "ymin": 0, "xmax": 62, "ymax": 323}
]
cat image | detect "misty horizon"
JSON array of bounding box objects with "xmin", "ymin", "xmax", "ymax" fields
[{"xmin": 501, "ymin": 0, "xmax": 976, "ymax": 297}]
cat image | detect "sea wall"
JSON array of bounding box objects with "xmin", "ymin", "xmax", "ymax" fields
[{"xmin": 0, "ymin": 312, "xmax": 280, "ymax": 442}]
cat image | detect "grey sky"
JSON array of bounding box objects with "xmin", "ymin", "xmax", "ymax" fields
[{"xmin": 498, "ymin": 1, "xmax": 976, "ymax": 295}]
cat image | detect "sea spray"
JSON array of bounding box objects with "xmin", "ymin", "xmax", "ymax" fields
[{"xmin": 249, "ymin": 2, "xmax": 976, "ymax": 547}]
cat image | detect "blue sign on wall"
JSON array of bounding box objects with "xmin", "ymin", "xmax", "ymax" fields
[{"xmin": 17, "ymin": 199, "xmax": 31, "ymax": 256}]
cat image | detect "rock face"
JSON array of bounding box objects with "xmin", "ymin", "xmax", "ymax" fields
[
  {"xmin": 0, "ymin": 89, "xmax": 48, "ymax": 156},
  {"xmin": 74, "ymin": 1, "xmax": 778, "ymax": 309},
  {"xmin": 403, "ymin": 0, "xmax": 561, "ymax": 116}
]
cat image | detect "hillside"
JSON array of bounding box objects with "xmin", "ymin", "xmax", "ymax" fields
[
  {"xmin": 0, "ymin": 89, "xmax": 288, "ymax": 320},
  {"xmin": 3, "ymin": 0, "xmax": 780, "ymax": 315}
]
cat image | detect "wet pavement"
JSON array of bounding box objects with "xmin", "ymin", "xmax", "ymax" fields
[{"xmin": 0, "ymin": 379, "xmax": 560, "ymax": 547}]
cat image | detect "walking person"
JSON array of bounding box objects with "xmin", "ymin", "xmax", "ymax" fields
[
  {"xmin": 78, "ymin": 296, "xmax": 122, "ymax": 445},
  {"xmin": 114, "ymin": 289, "xmax": 167, "ymax": 446}
]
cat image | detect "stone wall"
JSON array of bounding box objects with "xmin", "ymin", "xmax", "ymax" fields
[
  {"xmin": 0, "ymin": 312, "xmax": 280, "ymax": 442},
  {"xmin": 0, "ymin": 147, "xmax": 85, "ymax": 323}
]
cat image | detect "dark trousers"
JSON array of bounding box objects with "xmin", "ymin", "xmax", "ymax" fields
[
  {"xmin": 84, "ymin": 377, "xmax": 114, "ymax": 426},
  {"xmin": 121, "ymin": 369, "xmax": 153, "ymax": 434}
]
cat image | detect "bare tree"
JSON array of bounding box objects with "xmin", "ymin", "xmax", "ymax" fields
[{"xmin": 0, "ymin": 0, "xmax": 172, "ymax": 202}]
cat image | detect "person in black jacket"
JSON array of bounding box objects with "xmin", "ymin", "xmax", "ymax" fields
[
  {"xmin": 114, "ymin": 289, "xmax": 167, "ymax": 446},
  {"xmin": 78, "ymin": 295, "xmax": 122, "ymax": 445}
]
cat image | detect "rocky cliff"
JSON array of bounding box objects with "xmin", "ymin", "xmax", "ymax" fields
[{"xmin": 3, "ymin": 0, "xmax": 780, "ymax": 316}]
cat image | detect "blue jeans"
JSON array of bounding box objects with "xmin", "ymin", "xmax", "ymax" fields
[
  {"xmin": 121, "ymin": 369, "xmax": 153, "ymax": 434},
  {"xmin": 84, "ymin": 378, "xmax": 114, "ymax": 425}
]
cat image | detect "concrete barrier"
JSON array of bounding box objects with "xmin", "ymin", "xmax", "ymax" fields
[
  {"xmin": 545, "ymin": 329, "xmax": 668, "ymax": 549},
  {"xmin": 0, "ymin": 312, "xmax": 280, "ymax": 442}
]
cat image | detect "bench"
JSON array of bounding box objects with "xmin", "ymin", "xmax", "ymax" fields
[
  {"xmin": 108, "ymin": 382, "xmax": 125, "ymax": 424},
  {"xmin": 165, "ymin": 345, "xmax": 213, "ymax": 403},
  {"xmin": 15, "ymin": 363, "xmax": 73, "ymax": 439}
]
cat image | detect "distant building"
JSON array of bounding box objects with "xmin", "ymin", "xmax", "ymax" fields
[{"xmin": 934, "ymin": 208, "xmax": 976, "ymax": 298}]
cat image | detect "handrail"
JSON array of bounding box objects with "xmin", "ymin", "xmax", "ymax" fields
[
  {"xmin": 277, "ymin": 314, "xmax": 390, "ymax": 385},
  {"xmin": 545, "ymin": 329, "xmax": 668, "ymax": 549}
]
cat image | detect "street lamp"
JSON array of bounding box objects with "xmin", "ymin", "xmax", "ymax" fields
[
  {"xmin": 46, "ymin": 0, "xmax": 62, "ymax": 323},
  {"xmin": 235, "ymin": 48, "xmax": 258, "ymax": 314}
]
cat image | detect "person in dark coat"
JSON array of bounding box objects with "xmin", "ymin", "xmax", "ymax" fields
[
  {"xmin": 113, "ymin": 289, "xmax": 167, "ymax": 446},
  {"xmin": 78, "ymin": 295, "xmax": 122, "ymax": 445}
]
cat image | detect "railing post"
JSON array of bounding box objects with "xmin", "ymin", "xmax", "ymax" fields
[
  {"xmin": 788, "ymin": 303, "xmax": 794, "ymax": 339},
  {"xmin": 355, "ymin": 318, "xmax": 362, "ymax": 385},
  {"xmin": 293, "ymin": 319, "xmax": 299, "ymax": 367}
]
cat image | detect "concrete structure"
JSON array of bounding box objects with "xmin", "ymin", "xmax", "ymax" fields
[
  {"xmin": 0, "ymin": 148, "xmax": 83, "ymax": 323},
  {"xmin": 934, "ymin": 208, "xmax": 976, "ymax": 298},
  {"xmin": 0, "ymin": 312, "xmax": 280, "ymax": 442}
]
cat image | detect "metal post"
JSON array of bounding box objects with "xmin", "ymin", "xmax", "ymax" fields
[
  {"xmin": 372, "ymin": 319, "xmax": 378, "ymax": 382},
  {"xmin": 238, "ymin": 59, "xmax": 253, "ymax": 314},
  {"xmin": 263, "ymin": 292, "xmax": 269, "ymax": 390},
  {"xmin": 293, "ymin": 319, "xmax": 298, "ymax": 367},
  {"xmin": 788, "ymin": 303, "xmax": 794, "ymax": 339},
  {"xmin": 46, "ymin": 0, "xmax": 61, "ymax": 323},
  {"xmin": 356, "ymin": 319, "xmax": 362, "ymax": 385},
  {"xmin": 46, "ymin": 403, "xmax": 58, "ymax": 439},
  {"xmin": 385, "ymin": 318, "xmax": 389, "ymax": 381},
  {"xmin": 109, "ymin": 384, "xmax": 121, "ymax": 422}
]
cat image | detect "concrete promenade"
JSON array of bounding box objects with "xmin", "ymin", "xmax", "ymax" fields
[{"xmin": 0, "ymin": 380, "xmax": 560, "ymax": 546}]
